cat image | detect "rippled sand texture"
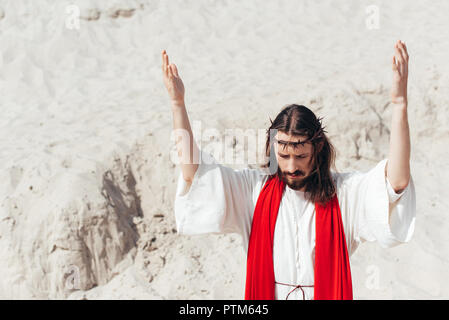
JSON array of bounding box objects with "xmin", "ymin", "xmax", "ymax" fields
[{"xmin": 0, "ymin": 0, "xmax": 448, "ymax": 299}]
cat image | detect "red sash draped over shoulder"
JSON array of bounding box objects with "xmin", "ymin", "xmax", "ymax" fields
[{"xmin": 244, "ymin": 175, "xmax": 353, "ymax": 300}]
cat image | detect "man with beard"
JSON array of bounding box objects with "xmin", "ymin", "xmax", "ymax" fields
[{"xmin": 163, "ymin": 40, "xmax": 416, "ymax": 300}]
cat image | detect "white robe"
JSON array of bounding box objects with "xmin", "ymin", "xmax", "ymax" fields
[{"xmin": 174, "ymin": 149, "xmax": 416, "ymax": 300}]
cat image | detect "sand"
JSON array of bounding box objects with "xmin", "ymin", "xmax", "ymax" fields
[{"xmin": 0, "ymin": 0, "xmax": 448, "ymax": 299}]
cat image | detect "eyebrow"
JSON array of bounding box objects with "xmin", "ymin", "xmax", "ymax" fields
[
  {"xmin": 278, "ymin": 152, "xmax": 309, "ymax": 157},
  {"xmin": 276, "ymin": 139, "xmax": 306, "ymax": 147}
]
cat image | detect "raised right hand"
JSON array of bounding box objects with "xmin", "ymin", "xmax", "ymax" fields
[{"xmin": 162, "ymin": 50, "xmax": 185, "ymax": 105}]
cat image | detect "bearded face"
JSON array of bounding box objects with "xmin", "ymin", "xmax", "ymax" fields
[{"xmin": 274, "ymin": 132, "xmax": 314, "ymax": 191}]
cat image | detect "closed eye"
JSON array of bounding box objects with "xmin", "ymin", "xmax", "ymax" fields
[{"xmin": 279, "ymin": 155, "xmax": 307, "ymax": 159}]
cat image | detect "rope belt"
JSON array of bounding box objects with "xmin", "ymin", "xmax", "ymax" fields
[{"xmin": 275, "ymin": 281, "xmax": 314, "ymax": 300}]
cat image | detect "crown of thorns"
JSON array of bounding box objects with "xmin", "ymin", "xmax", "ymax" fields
[{"xmin": 269, "ymin": 116, "xmax": 327, "ymax": 148}]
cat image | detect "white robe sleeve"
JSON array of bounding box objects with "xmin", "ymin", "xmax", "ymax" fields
[
  {"xmin": 339, "ymin": 159, "xmax": 416, "ymax": 249},
  {"xmin": 174, "ymin": 149, "xmax": 262, "ymax": 241}
]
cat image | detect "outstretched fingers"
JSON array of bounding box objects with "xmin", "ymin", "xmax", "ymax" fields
[
  {"xmin": 398, "ymin": 41, "xmax": 409, "ymax": 62},
  {"xmin": 162, "ymin": 50, "xmax": 172, "ymax": 78},
  {"xmin": 393, "ymin": 50, "xmax": 402, "ymax": 77},
  {"xmin": 161, "ymin": 50, "xmax": 179, "ymax": 79},
  {"xmin": 394, "ymin": 40, "xmax": 409, "ymax": 76},
  {"xmin": 394, "ymin": 42, "xmax": 404, "ymax": 64},
  {"xmin": 399, "ymin": 41, "xmax": 409, "ymax": 76}
]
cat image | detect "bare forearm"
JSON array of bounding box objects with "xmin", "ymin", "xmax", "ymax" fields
[
  {"xmin": 171, "ymin": 101, "xmax": 199, "ymax": 182},
  {"xmin": 386, "ymin": 103, "xmax": 410, "ymax": 192}
]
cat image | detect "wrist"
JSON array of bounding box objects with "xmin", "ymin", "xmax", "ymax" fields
[
  {"xmin": 391, "ymin": 101, "xmax": 407, "ymax": 109},
  {"xmin": 391, "ymin": 102, "xmax": 408, "ymax": 122},
  {"xmin": 171, "ymin": 100, "xmax": 186, "ymax": 109}
]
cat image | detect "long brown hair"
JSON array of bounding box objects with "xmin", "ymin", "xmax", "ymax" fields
[{"xmin": 261, "ymin": 104, "xmax": 337, "ymax": 205}]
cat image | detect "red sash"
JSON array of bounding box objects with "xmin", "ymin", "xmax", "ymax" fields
[{"xmin": 244, "ymin": 175, "xmax": 353, "ymax": 300}]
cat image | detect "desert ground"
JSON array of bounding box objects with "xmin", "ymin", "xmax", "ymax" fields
[{"xmin": 0, "ymin": 0, "xmax": 448, "ymax": 299}]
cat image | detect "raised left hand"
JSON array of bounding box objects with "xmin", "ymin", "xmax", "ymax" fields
[{"xmin": 390, "ymin": 40, "xmax": 409, "ymax": 106}]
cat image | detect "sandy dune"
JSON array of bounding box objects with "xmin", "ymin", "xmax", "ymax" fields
[{"xmin": 0, "ymin": 0, "xmax": 448, "ymax": 299}]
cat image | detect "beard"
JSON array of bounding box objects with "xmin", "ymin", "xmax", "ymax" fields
[{"xmin": 278, "ymin": 168, "xmax": 308, "ymax": 191}]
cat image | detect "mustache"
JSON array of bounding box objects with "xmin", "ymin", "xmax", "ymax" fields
[{"xmin": 284, "ymin": 170, "xmax": 305, "ymax": 177}]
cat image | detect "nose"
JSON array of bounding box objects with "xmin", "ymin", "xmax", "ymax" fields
[{"xmin": 285, "ymin": 159, "xmax": 299, "ymax": 174}]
